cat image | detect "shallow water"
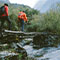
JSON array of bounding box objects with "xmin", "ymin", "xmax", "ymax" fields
[
  {"xmin": 21, "ymin": 37, "xmax": 60, "ymax": 60},
  {"xmin": 0, "ymin": 35, "xmax": 60, "ymax": 60},
  {"xmin": 23, "ymin": 44, "xmax": 60, "ymax": 60}
]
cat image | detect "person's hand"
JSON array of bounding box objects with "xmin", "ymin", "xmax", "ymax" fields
[
  {"xmin": 25, "ymin": 21, "xmax": 27, "ymax": 25},
  {"xmin": 6, "ymin": 16, "xmax": 9, "ymax": 18},
  {"xmin": 26, "ymin": 21, "xmax": 27, "ymax": 23}
]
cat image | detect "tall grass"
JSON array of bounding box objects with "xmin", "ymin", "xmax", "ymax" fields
[{"xmin": 27, "ymin": 6, "xmax": 60, "ymax": 33}]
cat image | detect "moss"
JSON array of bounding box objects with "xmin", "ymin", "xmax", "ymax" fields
[{"xmin": 18, "ymin": 53, "xmax": 23, "ymax": 60}]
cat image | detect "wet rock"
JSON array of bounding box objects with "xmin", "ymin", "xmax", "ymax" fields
[
  {"xmin": 0, "ymin": 51, "xmax": 18, "ymax": 60},
  {"xmin": 33, "ymin": 34, "xmax": 48, "ymax": 48},
  {"xmin": 16, "ymin": 47, "xmax": 27, "ymax": 60},
  {"xmin": 27, "ymin": 57, "xmax": 37, "ymax": 60},
  {"xmin": 40, "ymin": 58, "xmax": 49, "ymax": 60},
  {"xmin": 24, "ymin": 38, "xmax": 33, "ymax": 45},
  {"xmin": 19, "ymin": 38, "xmax": 33, "ymax": 46},
  {"xmin": 16, "ymin": 43, "xmax": 27, "ymax": 57},
  {"xmin": 9, "ymin": 55, "xmax": 18, "ymax": 60},
  {"xmin": 12, "ymin": 43, "xmax": 27, "ymax": 60},
  {"xmin": 0, "ymin": 44, "xmax": 11, "ymax": 51},
  {"xmin": 33, "ymin": 34, "xmax": 59, "ymax": 48}
]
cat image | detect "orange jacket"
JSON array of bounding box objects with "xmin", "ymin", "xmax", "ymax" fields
[
  {"xmin": 2, "ymin": 5, "xmax": 8, "ymax": 16},
  {"xmin": 18, "ymin": 11, "xmax": 27, "ymax": 22}
]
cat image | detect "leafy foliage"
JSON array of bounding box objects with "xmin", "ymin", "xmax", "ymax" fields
[
  {"xmin": 0, "ymin": 3, "xmax": 60, "ymax": 33},
  {"xmin": 26, "ymin": 4, "xmax": 60, "ymax": 33}
]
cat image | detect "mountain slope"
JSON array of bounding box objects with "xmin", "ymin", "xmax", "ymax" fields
[
  {"xmin": 34, "ymin": 0, "xmax": 47, "ymax": 11},
  {"xmin": 34, "ymin": 0, "xmax": 60, "ymax": 13}
]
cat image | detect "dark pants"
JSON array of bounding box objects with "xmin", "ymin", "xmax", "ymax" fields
[
  {"xmin": 0, "ymin": 16, "xmax": 11, "ymax": 30},
  {"xmin": 19, "ymin": 19, "xmax": 24, "ymax": 31}
]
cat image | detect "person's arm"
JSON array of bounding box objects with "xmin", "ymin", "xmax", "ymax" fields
[
  {"xmin": 24, "ymin": 14, "xmax": 27, "ymax": 22},
  {"xmin": 5, "ymin": 6, "xmax": 8, "ymax": 16}
]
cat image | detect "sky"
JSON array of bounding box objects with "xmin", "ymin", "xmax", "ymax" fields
[{"xmin": 9, "ymin": 0, "xmax": 47, "ymax": 8}]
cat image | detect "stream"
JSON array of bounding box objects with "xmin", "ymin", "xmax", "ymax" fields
[
  {"xmin": 20, "ymin": 37, "xmax": 60, "ymax": 60},
  {"xmin": 0, "ymin": 33, "xmax": 60, "ymax": 60}
]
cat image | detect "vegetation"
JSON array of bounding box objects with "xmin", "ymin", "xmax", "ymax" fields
[
  {"xmin": 0, "ymin": 3, "xmax": 60, "ymax": 33},
  {"xmin": 0, "ymin": 3, "xmax": 60, "ymax": 60},
  {"xmin": 26, "ymin": 3, "xmax": 60, "ymax": 34},
  {"xmin": 0, "ymin": 3, "xmax": 39, "ymax": 31}
]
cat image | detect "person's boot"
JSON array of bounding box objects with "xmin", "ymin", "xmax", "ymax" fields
[
  {"xmin": 0, "ymin": 28, "xmax": 3, "ymax": 37},
  {"xmin": 8, "ymin": 23, "xmax": 12, "ymax": 30},
  {"xmin": 0, "ymin": 27, "xmax": 3, "ymax": 32}
]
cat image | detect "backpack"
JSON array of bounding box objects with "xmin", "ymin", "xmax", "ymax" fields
[
  {"xmin": 0, "ymin": 6, "xmax": 5, "ymax": 15},
  {"xmin": 18, "ymin": 12, "xmax": 23, "ymax": 19}
]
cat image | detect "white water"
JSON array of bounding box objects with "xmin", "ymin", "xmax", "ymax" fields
[{"xmin": 23, "ymin": 45, "xmax": 60, "ymax": 60}]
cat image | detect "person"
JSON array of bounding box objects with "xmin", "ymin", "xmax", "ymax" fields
[
  {"xmin": 18, "ymin": 11, "xmax": 28, "ymax": 31},
  {"xmin": 0, "ymin": 3, "xmax": 11, "ymax": 31}
]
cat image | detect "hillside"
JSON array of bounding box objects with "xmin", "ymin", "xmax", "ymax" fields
[{"xmin": 34, "ymin": 0, "xmax": 60, "ymax": 13}]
